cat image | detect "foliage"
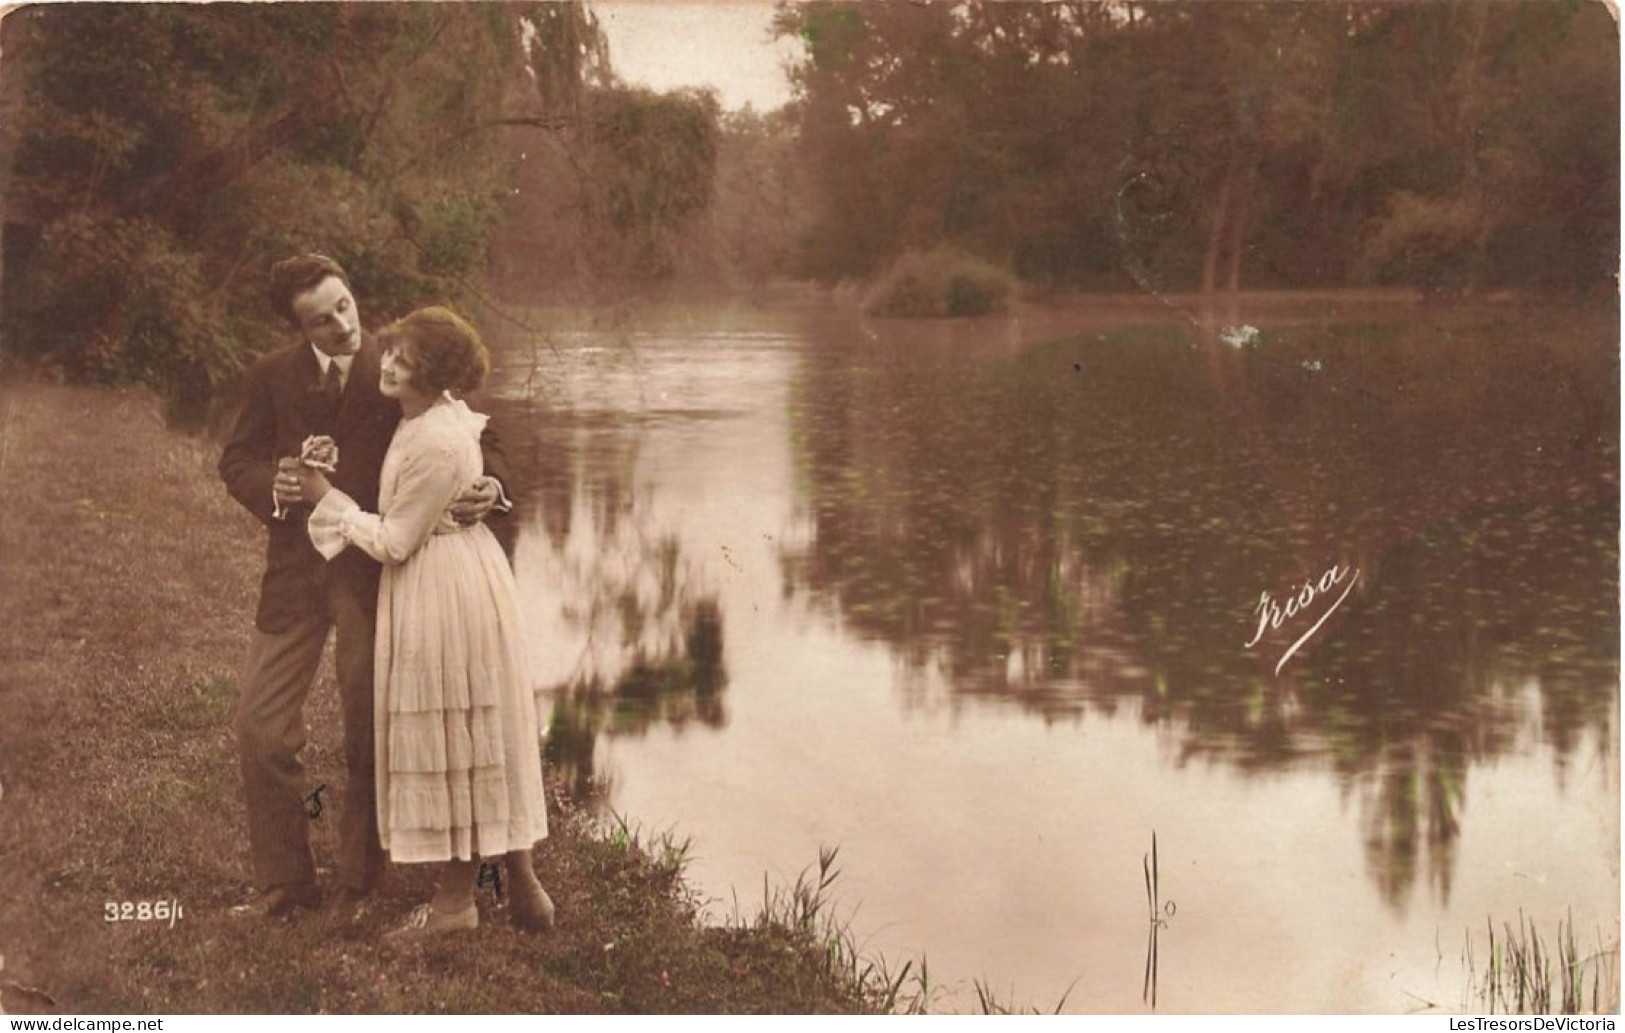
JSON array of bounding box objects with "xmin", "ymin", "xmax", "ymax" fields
[
  {"xmin": 585, "ymin": 88, "xmax": 720, "ymax": 278},
  {"xmin": 0, "ymin": 3, "xmax": 549, "ymax": 422},
  {"xmin": 1357, "ymin": 191, "xmax": 1484, "ymax": 288},
  {"xmin": 775, "ymin": 1, "xmax": 1618, "ymax": 294},
  {"xmin": 709, "ymin": 107, "xmax": 813, "ymax": 285},
  {"xmin": 17, "ymin": 214, "xmax": 233, "ymax": 399},
  {"xmin": 524, "ymin": 1, "xmax": 614, "ymax": 118},
  {"xmin": 864, "ymin": 246, "xmax": 1016, "ymax": 318},
  {"xmin": 492, "ymin": 82, "xmax": 726, "ymax": 293}
]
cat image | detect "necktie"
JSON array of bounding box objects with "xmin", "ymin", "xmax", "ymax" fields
[{"xmin": 323, "ymin": 361, "xmax": 344, "ymax": 412}]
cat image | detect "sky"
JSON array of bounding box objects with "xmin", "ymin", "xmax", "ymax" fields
[{"xmin": 590, "ymin": 1, "xmax": 802, "ymax": 112}]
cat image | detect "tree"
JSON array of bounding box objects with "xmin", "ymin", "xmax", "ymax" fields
[
  {"xmin": 492, "ymin": 6, "xmax": 726, "ymax": 293},
  {"xmin": 1350, "ymin": 1, "xmax": 1618, "ymax": 289},
  {"xmin": 710, "ymin": 107, "xmax": 812, "ymax": 285},
  {"xmin": 0, "ymin": 4, "xmax": 543, "ymax": 421},
  {"xmin": 773, "ymin": 0, "xmax": 1617, "ymax": 294}
]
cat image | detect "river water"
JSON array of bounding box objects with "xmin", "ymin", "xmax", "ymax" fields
[{"xmin": 481, "ymin": 290, "xmax": 1619, "ymax": 1014}]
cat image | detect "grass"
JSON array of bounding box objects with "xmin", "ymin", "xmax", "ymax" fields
[
  {"xmin": 0, "ymin": 380, "xmax": 882, "ymax": 1015},
  {"xmin": 728, "ymin": 845, "xmax": 938, "ymax": 1014},
  {"xmin": 1464, "ymin": 911, "xmax": 1620, "ymax": 1015}
]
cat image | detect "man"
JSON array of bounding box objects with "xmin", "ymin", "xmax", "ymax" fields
[{"xmin": 218, "ymin": 254, "xmax": 511, "ymax": 915}]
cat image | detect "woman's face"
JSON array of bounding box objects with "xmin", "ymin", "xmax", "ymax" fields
[{"xmin": 380, "ymin": 339, "xmax": 431, "ymax": 402}]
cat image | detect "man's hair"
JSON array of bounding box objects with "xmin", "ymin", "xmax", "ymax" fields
[
  {"xmin": 268, "ymin": 254, "xmax": 351, "ymax": 327},
  {"xmin": 378, "ymin": 307, "xmax": 489, "ymax": 395}
]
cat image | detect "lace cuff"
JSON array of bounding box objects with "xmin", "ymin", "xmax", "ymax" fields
[{"xmin": 307, "ymin": 489, "xmax": 362, "ymax": 560}]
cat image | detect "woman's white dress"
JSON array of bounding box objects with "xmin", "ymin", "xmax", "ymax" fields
[{"xmin": 308, "ymin": 395, "xmax": 547, "ymax": 863}]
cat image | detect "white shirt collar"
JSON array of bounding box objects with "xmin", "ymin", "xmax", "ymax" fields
[{"xmin": 310, "ymin": 343, "xmax": 357, "ymax": 375}]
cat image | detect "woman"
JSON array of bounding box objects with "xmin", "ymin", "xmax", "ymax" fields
[{"xmin": 296, "ymin": 306, "xmax": 555, "ymax": 939}]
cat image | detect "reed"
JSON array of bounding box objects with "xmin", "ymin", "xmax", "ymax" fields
[
  {"xmin": 972, "ymin": 977, "xmax": 1077, "ymax": 1015},
  {"xmin": 729, "ymin": 845, "xmax": 940, "ymax": 1013},
  {"xmin": 1465, "ymin": 910, "xmax": 1620, "ymax": 1015},
  {"xmin": 1143, "ymin": 831, "xmax": 1175, "ymax": 1009},
  {"xmin": 602, "ymin": 811, "xmax": 693, "ymax": 886}
]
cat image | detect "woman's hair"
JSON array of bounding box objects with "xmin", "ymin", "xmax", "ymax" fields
[
  {"xmin": 379, "ymin": 306, "xmax": 489, "ymax": 395},
  {"xmin": 269, "ymin": 254, "xmax": 350, "ymax": 327}
]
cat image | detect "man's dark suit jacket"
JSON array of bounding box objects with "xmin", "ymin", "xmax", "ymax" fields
[{"xmin": 219, "ymin": 335, "xmax": 511, "ymax": 633}]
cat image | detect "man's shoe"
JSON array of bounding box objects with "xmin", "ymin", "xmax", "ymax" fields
[
  {"xmin": 233, "ymin": 882, "xmax": 322, "ymax": 919},
  {"xmin": 335, "ymin": 883, "xmax": 374, "ymax": 904}
]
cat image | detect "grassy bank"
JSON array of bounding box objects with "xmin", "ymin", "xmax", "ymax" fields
[{"xmin": 0, "ymin": 381, "xmax": 880, "ymax": 1015}]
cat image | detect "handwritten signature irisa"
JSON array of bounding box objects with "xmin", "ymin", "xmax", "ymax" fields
[{"xmin": 1245, "ymin": 563, "xmax": 1361, "ymax": 675}]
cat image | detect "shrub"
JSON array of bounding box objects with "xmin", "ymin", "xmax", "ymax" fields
[
  {"xmin": 0, "ymin": 4, "xmax": 521, "ymax": 425},
  {"xmin": 415, "ymin": 192, "xmax": 493, "ymax": 277},
  {"xmin": 7, "ymin": 213, "xmax": 244, "ymax": 425},
  {"xmin": 864, "ymin": 247, "xmax": 1017, "ymax": 318}
]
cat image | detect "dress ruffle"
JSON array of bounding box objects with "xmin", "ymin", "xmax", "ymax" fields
[{"xmin": 369, "ymin": 399, "xmax": 548, "ymax": 864}]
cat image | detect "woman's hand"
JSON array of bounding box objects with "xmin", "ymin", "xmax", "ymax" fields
[
  {"xmin": 294, "ymin": 463, "xmax": 332, "ymax": 504},
  {"xmin": 300, "ymin": 435, "xmax": 338, "ymax": 472}
]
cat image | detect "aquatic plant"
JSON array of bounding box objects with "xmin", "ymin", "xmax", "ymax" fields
[
  {"xmin": 1143, "ymin": 831, "xmax": 1173, "ymax": 1009},
  {"xmin": 726, "ymin": 846, "xmax": 942, "ymax": 1013},
  {"xmin": 1464, "ymin": 910, "xmax": 1619, "ymax": 1015}
]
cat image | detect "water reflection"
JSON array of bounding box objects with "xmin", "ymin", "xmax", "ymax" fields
[
  {"xmin": 779, "ymin": 304, "xmax": 1618, "ymax": 907},
  {"xmin": 474, "ymin": 297, "xmax": 1615, "ymax": 1011},
  {"xmin": 545, "ymin": 605, "xmax": 727, "ymax": 807},
  {"xmin": 485, "ymin": 392, "xmax": 730, "ymax": 807}
]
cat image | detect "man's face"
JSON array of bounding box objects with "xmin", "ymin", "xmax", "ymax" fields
[{"xmin": 291, "ymin": 276, "xmax": 361, "ymax": 357}]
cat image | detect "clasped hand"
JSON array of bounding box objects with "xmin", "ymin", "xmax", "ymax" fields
[
  {"xmin": 288, "ymin": 458, "xmax": 332, "ymax": 506},
  {"xmin": 274, "ymin": 457, "xmax": 498, "ymax": 525}
]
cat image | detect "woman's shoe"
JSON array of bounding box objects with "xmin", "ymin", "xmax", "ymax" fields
[
  {"xmin": 381, "ymin": 901, "xmax": 478, "ymax": 943},
  {"xmin": 508, "ymin": 880, "xmax": 556, "ymax": 933}
]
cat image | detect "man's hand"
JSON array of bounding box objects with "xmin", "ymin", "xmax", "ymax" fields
[
  {"xmin": 273, "ymin": 456, "xmax": 304, "ymax": 508},
  {"xmin": 448, "ymin": 476, "xmax": 502, "ymax": 527}
]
